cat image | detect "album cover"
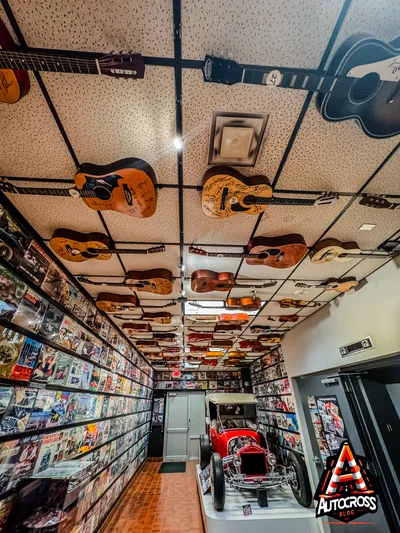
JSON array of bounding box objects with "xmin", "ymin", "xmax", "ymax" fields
[
  {"xmin": 13, "ymin": 434, "xmax": 42, "ymax": 481},
  {"xmin": 0, "ymin": 387, "xmax": 13, "ymax": 422},
  {"xmin": 105, "ymin": 349, "xmax": 114, "ymax": 369},
  {"xmin": 31, "ymin": 345, "xmax": 57, "ymax": 383},
  {"xmin": 65, "ymin": 426, "xmax": 85, "ymax": 460},
  {"xmin": 42, "ymin": 263, "xmax": 67, "ymax": 302},
  {"xmin": 66, "ymin": 393, "xmax": 81, "ymax": 424},
  {"xmin": 0, "ymin": 266, "xmax": 26, "ymax": 320},
  {"xmin": 104, "ymin": 373, "xmax": 113, "ymax": 393},
  {"xmin": 100, "ymin": 396, "xmax": 109, "ymax": 419},
  {"xmin": 286, "ymin": 414, "xmax": 299, "ymax": 432},
  {"xmin": 33, "ymin": 432, "xmax": 65, "ymax": 474},
  {"xmin": 58, "ymin": 315, "xmax": 79, "ymax": 350},
  {"xmin": 85, "ymin": 303, "xmax": 97, "ymax": 330},
  {"xmin": 59, "ymin": 281, "xmax": 78, "ymax": 312},
  {"xmin": 25, "ymin": 390, "xmax": 57, "ymax": 431},
  {"xmin": 0, "ymin": 387, "xmax": 38, "ymax": 436},
  {"xmin": 76, "ymin": 393, "xmax": 91, "ymax": 423},
  {"xmin": 9, "ymin": 337, "xmax": 43, "ymax": 381},
  {"xmin": 48, "ymin": 391, "xmax": 71, "ymax": 427},
  {"xmin": 13, "ymin": 287, "xmax": 48, "ymax": 332},
  {"xmin": 97, "ymin": 369, "xmax": 108, "ymax": 392},
  {"xmin": 80, "ymin": 362, "xmax": 94, "ymax": 390},
  {"xmin": 65, "ymin": 357, "xmax": 84, "ymax": 389},
  {"xmin": 93, "ymin": 312, "xmax": 103, "ymax": 334},
  {"xmin": 0, "ymin": 207, "xmax": 32, "ymax": 267},
  {"xmin": 94, "ymin": 397, "xmax": 104, "ymax": 420},
  {"xmin": 0, "ymin": 327, "xmax": 26, "ymax": 379},
  {"xmin": 99, "ymin": 317, "xmax": 110, "ymax": 340},
  {"xmin": 38, "ymin": 303, "xmax": 64, "ymax": 341},
  {"xmin": 49, "ymin": 352, "xmax": 73, "ymax": 387},
  {"xmin": 18, "ymin": 241, "xmax": 50, "ymax": 286},
  {"xmin": 73, "ymin": 297, "xmax": 88, "ymax": 321},
  {"xmin": 80, "ymin": 424, "xmax": 99, "ymax": 454},
  {"xmin": 0, "ymin": 439, "xmax": 20, "ymax": 494},
  {"xmin": 107, "ymin": 328, "xmax": 119, "ymax": 348},
  {"xmin": 99, "ymin": 346, "xmax": 109, "ymax": 367}
]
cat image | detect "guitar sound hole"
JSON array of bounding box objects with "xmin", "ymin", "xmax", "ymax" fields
[
  {"xmin": 83, "ymin": 248, "xmax": 100, "ymax": 258},
  {"xmin": 349, "ymin": 72, "xmax": 381, "ymax": 104},
  {"xmin": 93, "ymin": 186, "xmax": 112, "ymax": 200}
]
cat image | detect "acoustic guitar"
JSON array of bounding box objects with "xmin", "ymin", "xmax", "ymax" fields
[
  {"xmin": 191, "ymin": 297, "xmax": 261, "ymax": 311},
  {"xmin": 310, "ymin": 239, "xmax": 361, "ymax": 263},
  {"xmin": 121, "ymin": 323, "xmax": 152, "ymax": 334},
  {"xmin": 78, "ymin": 269, "xmax": 174, "ymax": 295},
  {"xmin": 258, "ymin": 334, "xmax": 282, "ymax": 344},
  {"xmin": 214, "ymin": 323, "xmax": 242, "ymax": 334},
  {"xmin": 360, "ymin": 195, "xmax": 400, "ymax": 210},
  {"xmin": 239, "ymin": 340, "xmax": 264, "ymax": 352},
  {"xmin": 0, "ymin": 18, "xmax": 144, "ymax": 104},
  {"xmin": 202, "ymin": 167, "xmax": 337, "ymax": 218},
  {"xmin": 219, "ymin": 313, "xmax": 249, "ymax": 323},
  {"xmin": 227, "ymin": 351, "xmax": 246, "ymax": 359},
  {"xmin": 0, "ymin": 158, "xmax": 157, "ymax": 218},
  {"xmin": 203, "ymin": 34, "xmax": 400, "ymax": 139},
  {"xmin": 191, "ymin": 270, "xmax": 277, "ymax": 293},
  {"xmin": 96, "ymin": 293, "xmax": 176, "ymax": 312},
  {"xmin": 210, "ymin": 339, "xmax": 233, "ymax": 349},
  {"xmin": 250, "ymin": 325, "xmax": 271, "ymax": 334},
  {"xmin": 190, "ymin": 234, "xmax": 308, "ymax": 269},
  {"xmin": 279, "ymin": 299, "xmax": 321, "ymax": 309},
  {"xmin": 114, "ymin": 312, "xmax": 173, "ymax": 324},
  {"xmin": 188, "ymin": 333, "xmax": 213, "ymax": 345},
  {"xmin": 50, "ymin": 229, "xmax": 165, "ymax": 262},
  {"xmin": 294, "ymin": 277, "xmax": 358, "ymax": 293}
]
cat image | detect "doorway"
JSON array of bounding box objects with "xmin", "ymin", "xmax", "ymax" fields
[{"xmin": 163, "ymin": 392, "xmax": 205, "ymax": 461}]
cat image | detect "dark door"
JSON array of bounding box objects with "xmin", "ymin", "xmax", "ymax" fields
[{"xmin": 148, "ymin": 391, "xmax": 166, "ymax": 457}]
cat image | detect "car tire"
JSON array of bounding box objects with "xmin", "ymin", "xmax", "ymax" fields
[
  {"xmin": 210, "ymin": 452, "xmax": 225, "ymax": 512},
  {"xmin": 199, "ymin": 434, "xmax": 211, "ymax": 470},
  {"xmin": 287, "ymin": 451, "xmax": 312, "ymax": 507}
]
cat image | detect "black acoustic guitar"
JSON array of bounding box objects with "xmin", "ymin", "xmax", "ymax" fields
[{"xmin": 203, "ymin": 34, "xmax": 400, "ymax": 139}]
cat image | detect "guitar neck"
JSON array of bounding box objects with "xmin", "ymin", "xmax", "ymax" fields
[
  {"xmin": 242, "ymin": 67, "xmax": 353, "ymax": 94},
  {"xmin": 4, "ymin": 184, "xmax": 97, "ymax": 198},
  {"xmin": 0, "ymin": 50, "xmax": 99, "ymax": 75},
  {"xmin": 93, "ymin": 247, "xmax": 165, "ymax": 255},
  {"xmin": 247, "ymin": 196, "xmax": 316, "ymax": 206}
]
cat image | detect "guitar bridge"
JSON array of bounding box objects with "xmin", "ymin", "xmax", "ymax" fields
[{"xmin": 123, "ymin": 184, "xmax": 133, "ymax": 205}]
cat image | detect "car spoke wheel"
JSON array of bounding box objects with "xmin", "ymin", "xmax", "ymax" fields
[
  {"xmin": 287, "ymin": 451, "xmax": 312, "ymax": 507},
  {"xmin": 199, "ymin": 434, "xmax": 211, "ymax": 470},
  {"xmin": 210, "ymin": 452, "xmax": 225, "ymax": 511}
]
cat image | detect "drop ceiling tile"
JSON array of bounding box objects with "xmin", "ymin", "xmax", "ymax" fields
[
  {"xmin": 5, "ymin": 184, "xmax": 106, "ymax": 238},
  {"xmin": 9, "ymin": 0, "xmax": 174, "ymax": 57},
  {"xmin": 276, "ymin": 95, "xmax": 400, "ymax": 192},
  {"xmin": 118, "ymin": 244, "xmax": 180, "ymax": 276},
  {"xmin": 253, "ymin": 196, "xmax": 352, "ymax": 247},
  {"xmin": 342, "ymin": 257, "xmax": 394, "ymax": 282},
  {"xmin": 42, "ymin": 67, "xmax": 177, "ymax": 183},
  {"xmin": 183, "ymin": 245, "xmax": 243, "ymax": 276},
  {"xmin": 289, "ymin": 255, "xmax": 363, "ymax": 281},
  {"xmin": 260, "ymin": 301, "xmax": 298, "ymax": 317},
  {"xmin": 297, "ymin": 302, "xmax": 328, "ymax": 317},
  {"xmin": 363, "ymin": 150, "xmax": 400, "ymax": 195},
  {"xmin": 102, "ymin": 188, "xmax": 180, "ymax": 243},
  {"xmin": 141, "ymin": 301, "xmax": 182, "ymax": 316},
  {"xmin": 51, "ymin": 249, "xmax": 125, "ymax": 277},
  {"xmin": 0, "ymin": 77, "xmax": 75, "ymax": 178},
  {"xmin": 184, "ymin": 189, "xmax": 256, "ymax": 245},
  {"xmin": 272, "ymin": 279, "xmax": 326, "ymax": 301},
  {"xmin": 181, "ymin": 0, "xmax": 345, "ymax": 67},
  {"xmin": 228, "ymin": 279, "xmax": 284, "ymax": 299},
  {"xmin": 182, "ymin": 69, "xmax": 307, "ymax": 186},
  {"xmin": 320, "ymin": 200, "xmax": 400, "ymax": 250},
  {"xmin": 238, "ymin": 261, "xmax": 298, "ymax": 281}
]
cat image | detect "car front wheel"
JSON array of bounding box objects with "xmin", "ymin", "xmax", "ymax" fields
[
  {"xmin": 199, "ymin": 434, "xmax": 211, "ymax": 470},
  {"xmin": 287, "ymin": 451, "xmax": 312, "ymax": 507},
  {"xmin": 210, "ymin": 452, "xmax": 225, "ymax": 512}
]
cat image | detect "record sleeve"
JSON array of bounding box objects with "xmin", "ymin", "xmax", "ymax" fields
[
  {"xmin": 0, "ymin": 326, "xmax": 26, "ymax": 379},
  {"xmin": 49, "ymin": 352, "xmax": 73, "ymax": 387},
  {"xmin": 0, "ymin": 265, "xmax": 27, "ymax": 320},
  {"xmin": 57, "ymin": 316, "xmax": 79, "ymax": 350},
  {"xmin": 0, "ymin": 207, "xmax": 32, "ymax": 268},
  {"xmin": 59, "ymin": 281, "xmax": 78, "ymax": 312},
  {"xmin": 33, "ymin": 432, "xmax": 64, "ymax": 474},
  {"xmin": 0, "ymin": 439, "xmax": 20, "ymax": 494},
  {"xmin": 0, "ymin": 387, "xmax": 38, "ymax": 436},
  {"xmin": 0, "ymin": 387, "xmax": 13, "ymax": 422},
  {"xmin": 18, "ymin": 241, "xmax": 50, "ymax": 286},
  {"xmin": 25, "ymin": 390, "xmax": 57, "ymax": 431},
  {"xmin": 74, "ymin": 293, "xmax": 89, "ymax": 321},
  {"xmin": 65, "ymin": 393, "xmax": 81, "ymax": 424},
  {"xmin": 80, "ymin": 362, "xmax": 94, "ymax": 390},
  {"xmin": 31, "ymin": 345, "xmax": 57, "ymax": 383},
  {"xmin": 85, "ymin": 303, "xmax": 97, "ymax": 330},
  {"xmin": 48, "ymin": 391, "xmax": 71, "ymax": 427},
  {"xmin": 9, "ymin": 337, "xmax": 43, "ymax": 382},
  {"xmin": 12, "ymin": 288, "xmax": 48, "ymax": 333},
  {"xmin": 65, "ymin": 357, "xmax": 84, "ymax": 389},
  {"xmin": 12, "ymin": 434, "xmax": 42, "ymax": 481},
  {"xmin": 42, "ymin": 263, "xmax": 67, "ymax": 302},
  {"xmin": 39, "ymin": 303, "xmax": 63, "ymax": 341}
]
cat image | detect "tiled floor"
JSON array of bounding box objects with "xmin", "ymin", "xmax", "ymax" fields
[{"xmin": 104, "ymin": 460, "xmax": 205, "ymax": 533}]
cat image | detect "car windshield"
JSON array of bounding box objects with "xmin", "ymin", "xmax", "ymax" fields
[{"xmin": 218, "ymin": 403, "xmax": 257, "ymax": 431}]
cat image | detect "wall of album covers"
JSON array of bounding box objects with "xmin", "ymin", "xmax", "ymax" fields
[
  {"xmin": 0, "ymin": 202, "xmax": 154, "ymax": 533},
  {"xmin": 251, "ymin": 347, "xmax": 304, "ymax": 464},
  {"xmin": 155, "ymin": 370, "xmax": 242, "ymax": 393}
]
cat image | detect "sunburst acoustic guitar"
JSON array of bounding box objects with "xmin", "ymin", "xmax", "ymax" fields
[
  {"xmin": 0, "ymin": 158, "xmax": 157, "ymax": 218},
  {"xmin": 0, "ymin": 18, "xmax": 144, "ymax": 104},
  {"xmin": 201, "ymin": 167, "xmax": 337, "ymax": 218}
]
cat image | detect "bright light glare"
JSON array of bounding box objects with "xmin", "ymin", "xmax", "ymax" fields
[{"xmin": 173, "ymin": 137, "xmax": 183, "ymax": 150}]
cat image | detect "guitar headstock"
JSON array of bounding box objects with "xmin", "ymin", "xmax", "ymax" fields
[
  {"xmin": 203, "ymin": 55, "xmax": 244, "ymax": 85},
  {"xmin": 98, "ymin": 52, "xmax": 145, "ymax": 79},
  {"xmin": 360, "ymin": 195, "xmax": 392, "ymax": 209},
  {"xmin": 148, "ymin": 245, "xmax": 166, "ymax": 254},
  {"xmin": 0, "ymin": 177, "xmax": 17, "ymax": 194},
  {"xmin": 189, "ymin": 246, "xmax": 206, "ymax": 256},
  {"xmin": 314, "ymin": 192, "xmax": 339, "ymax": 206}
]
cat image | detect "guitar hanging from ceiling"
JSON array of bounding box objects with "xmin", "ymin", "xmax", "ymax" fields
[
  {"xmin": 309, "ymin": 238, "xmax": 397, "ymax": 264},
  {"xmin": 359, "ymin": 195, "xmax": 400, "ymax": 210},
  {"xmin": 0, "ymin": 18, "xmax": 145, "ymax": 104},
  {"xmin": 50, "ymin": 229, "xmax": 165, "ymax": 262},
  {"xmin": 113, "ymin": 312, "xmax": 173, "ymax": 324},
  {"xmin": 0, "ymin": 158, "xmax": 157, "ymax": 218},
  {"xmin": 201, "ymin": 167, "xmax": 338, "ymax": 218},
  {"xmin": 190, "ymin": 270, "xmax": 277, "ymax": 293},
  {"xmin": 95, "ymin": 293, "xmax": 177, "ymax": 313},
  {"xmin": 78, "ymin": 269, "xmax": 175, "ymax": 295},
  {"xmin": 203, "ymin": 33, "xmax": 400, "ymax": 139},
  {"xmin": 294, "ymin": 277, "xmax": 358, "ymax": 293},
  {"xmin": 189, "ymin": 233, "xmax": 308, "ymax": 269}
]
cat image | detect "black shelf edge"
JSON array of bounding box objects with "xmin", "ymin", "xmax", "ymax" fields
[{"xmin": 257, "ymin": 408, "xmax": 296, "ymax": 415}]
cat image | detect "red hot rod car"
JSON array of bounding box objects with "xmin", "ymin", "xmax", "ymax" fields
[{"xmin": 199, "ymin": 393, "xmax": 312, "ymax": 511}]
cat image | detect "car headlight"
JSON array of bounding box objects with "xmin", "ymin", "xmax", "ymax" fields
[
  {"xmin": 268, "ymin": 453, "xmax": 277, "ymax": 467},
  {"xmin": 233, "ymin": 454, "xmax": 242, "ymax": 468}
]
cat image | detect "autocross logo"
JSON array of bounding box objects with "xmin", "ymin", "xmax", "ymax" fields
[{"xmin": 314, "ymin": 441, "xmax": 378, "ymax": 523}]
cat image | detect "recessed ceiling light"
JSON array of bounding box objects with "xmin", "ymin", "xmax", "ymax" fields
[
  {"xmin": 173, "ymin": 137, "xmax": 183, "ymax": 150},
  {"xmin": 359, "ymin": 223, "xmax": 376, "ymax": 231}
]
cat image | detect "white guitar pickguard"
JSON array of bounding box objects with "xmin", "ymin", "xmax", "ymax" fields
[{"xmin": 348, "ymin": 55, "xmax": 400, "ymax": 81}]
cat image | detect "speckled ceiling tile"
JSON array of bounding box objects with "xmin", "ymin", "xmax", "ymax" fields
[
  {"xmin": 0, "ymin": 75, "xmax": 76, "ymax": 178},
  {"xmin": 9, "ymin": 0, "xmax": 174, "ymax": 57},
  {"xmin": 363, "ymin": 149, "xmax": 400, "ymax": 195},
  {"xmin": 182, "ymin": 69, "xmax": 307, "ymax": 186},
  {"xmin": 41, "ymin": 67, "xmax": 177, "ymax": 183},
  {"xmin": 181, "ymin": 0, "xmax": 345, "ymax": 67},
  {"xmin": 276, "ymin": 95, "xmax": 400, "ymax": 192}
]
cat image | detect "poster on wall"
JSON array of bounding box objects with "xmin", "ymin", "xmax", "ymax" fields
[
  {"xmin": 152, "ymin": 398, "xmax": 164, "ymax": 426},
  {"xmin": 308, "ymin": 395, "xmax": 347, "ymax": 466}
]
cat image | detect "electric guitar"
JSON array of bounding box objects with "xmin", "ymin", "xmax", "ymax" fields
[
  {"xmin": 189, "ymin": 234, "xmax": 308, "ymax": 269},
  {"xmin": 360, "ymin": 195, "xmax": 400, "ymax": 210},
  {"xmin": 294, "ymin": 277, "xmax": 358, "ymax": 293},
  {"xmin": 279, "ymin": 299, "xmax": 321, "ymax": 309},
  {"xmin": 0, "ymin": 18, "xmax": 145, "ymax": 104},
  {"xmin": 78, "ymin": 269, "xmax": 174, "ymax": 295},
  {"xmin": 114, "ymin": 312, "xmax": 173, "ymax": 324},
  {"xmin": 190, "ymin": 269, "xmax": 277, "ymax": 293},
  {"xmin": 202, "ymin": 167, "xmax": 337, "ymax": 218},
  {"xmin": 96, "ymin": 293, "xmax": 177, "ymax": 312},
  {"xmin": 202, "ymin": 34, "xmax": 400, "ymax": 139},
  {"xmin": 0, "ymin": 158, "xmax": 157, "ymax": 218},
  {"xmin": 50, "ymin": 229, "xmax": 165, "ymax": 262}
]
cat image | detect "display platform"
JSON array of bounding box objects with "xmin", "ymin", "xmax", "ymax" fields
[{"xmin": 196, "ymin": 465, "xmax": 319, "ymax": 533}]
